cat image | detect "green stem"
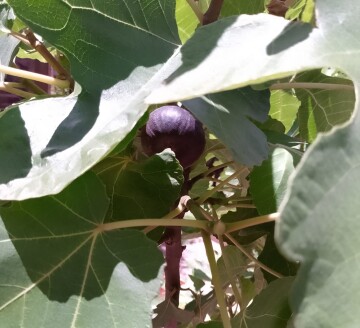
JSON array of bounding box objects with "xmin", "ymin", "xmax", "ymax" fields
[
  {"xmin": 0, "ymin": 84, "xmax": 36, "ymax": 98},
  {"xmin": 225, "ymin": 213, "xmax": 279, "ymax": 233},
  {"xmin": 189, "ymin": 161, "xmax": 233, "ymax": 187},
  {"xmin": 207, "ymin": 177, "xmax": 242, "ymax": 189},
  {"xmin": 270, "ymin": 82, "xmax": 354, "ymax": 91},
  {"xmin": 186, "ymin": 199, "xmax": 214, "ymax": 221},
  {"xmin": 218, "ymin": 235, "xmax": 243, "ymax": 306},
  {"xmin": 3, "ymin": 82, "xmax": 23, "ymax": 88},
  {"xmin": 142, "ymin": 200, "xmax": 188, "ymax": 234},
  {"xmin": 197, "ymin": 168, "xmax": 245, "ymax": 205},
  {"xmin": 201, "ymin": 231, "xmax": 231, "ymax": 328},
  {"xmin": 0, "ymin": 64, "xmax": 70, "ymax": 89},
  {"xmin": 225, "ymin": 233, "xmax": 284, "ymax": 279},
  {"xmin": 11, "ymin": 62, "xmax": 48, "ymax": 95},
  {"xmin": 219, "ymin": 204, "xmax": 256, "ymax": 210},
  {"xmin": 100, "ymin": 218, "xmax": 210, "ymax": 232}
]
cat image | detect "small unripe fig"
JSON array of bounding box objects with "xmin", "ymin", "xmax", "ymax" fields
[{"xmin": 141, "ymin": 105, "xmax": 205, "ymax": 168}]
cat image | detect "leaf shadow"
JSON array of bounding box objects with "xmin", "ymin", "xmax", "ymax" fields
[
  {"xmin": 164, "ymin": 16, "xmax": 238, "ymax": 84},
  {"xmin": 266, "ymin": 21, "xmax": 313, "ymax": 55},
  {"xmin": 0, "ymin": 107, "xmax": 32, "ymax": 183},
  {"xmin": 40, "ymin": 91, "xmax": 100, "ymax": 158}
]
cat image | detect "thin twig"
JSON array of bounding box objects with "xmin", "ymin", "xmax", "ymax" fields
[
  {"xmin": 189, "ymin": 161, "xmax": 233, "ymax": 188},
  {"xmin": 207, "ymin": 177, "xmax": 241, "ymax": 189},
  {"xmin": 24, "ymin": 29, "xmax": 72, "ymax": 81},
  {"xmin": 10, "ymin": 31, "xmax": 31, "ymax": 45},
  {"xmin": 142, "ymin": 199, "xmax": 188, "ymax": 234},
  {"xmin": 219, "ymin": 204, "xmax": 257, "ymax": 210},
  {"xmin": 218, "ymin": 235, "xmax": 243, "ymax": 306},
  {"xmin": 225, "ymin": 233, "xmax": 284, "ymax": 279},
  {"xmin": 2, "ymin": 82, "xmax": 23, "ymax": 89},
  {"xmin": 0, "ymin": 84, "xmax": 36, "ymax": 98},
  {"xmin": 197, "ymin": 168, "xmax": 246, "ymax": 205}
]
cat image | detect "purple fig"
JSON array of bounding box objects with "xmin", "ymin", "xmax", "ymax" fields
[{"xmin": 141, "ymin": 105, "xmax": 205, "ymax": 168}]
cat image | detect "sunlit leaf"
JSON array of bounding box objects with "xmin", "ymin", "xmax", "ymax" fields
[
  {"xmin": 270, "ymin": 90, "xmax": 300, "ymax": 132},
  {"xmin": 0, "ymin": 0, "xmax": 180, "ymax": 200}
]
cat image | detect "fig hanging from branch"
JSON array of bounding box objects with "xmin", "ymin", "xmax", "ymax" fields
[{"xmin": 141, "ymin": 105, "xmax": 206, "ymax": 169}]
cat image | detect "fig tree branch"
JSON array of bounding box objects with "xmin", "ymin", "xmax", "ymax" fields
[{"xmin": 202, "ymin": 0, "xmax": 224, "ymax": 25}]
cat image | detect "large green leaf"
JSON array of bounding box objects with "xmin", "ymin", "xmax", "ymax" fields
[
  {"xmin": 275, "ymin": 120, "xmax": 360, "ymax": 326},
  {"xmin": 0, "ymin": 171, "xmax": 164, "ymax": 327},
  {"xmin": 0, "ymin": 0, "xmax": 180, "ymax": 200}
]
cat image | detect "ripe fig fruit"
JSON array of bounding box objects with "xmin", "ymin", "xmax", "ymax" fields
[{"xmin": 141, "ymin": 105, "xmax": 205, "ymax": 168}]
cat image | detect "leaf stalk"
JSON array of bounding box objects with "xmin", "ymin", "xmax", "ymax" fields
[
  {"xmin": 0, "ymin": 64, "xmax": 70, "ymax": 89},
  {"xmin": 100, "ymin": 218, "xmax": 210, "ymax": 232},
  {"xmin": 270, "ymin": 82, "xmax": 354, "ymax": 91},
  {"xmin": 201, "ymin": 231, "xmax": 232, "ymax": 328},
  {"xmin": 225, "ymin": 213, "xmax": 279, "ymax": 233}
]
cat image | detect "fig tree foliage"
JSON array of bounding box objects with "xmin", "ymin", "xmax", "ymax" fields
[{"xmin": 0, "ymin": 0, "xmax": 359, "ymax": 327}]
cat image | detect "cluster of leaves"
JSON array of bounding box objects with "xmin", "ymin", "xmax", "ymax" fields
[{"xmin": 0, "ymin": 0, "xmax": 359, "ymax": 327}]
